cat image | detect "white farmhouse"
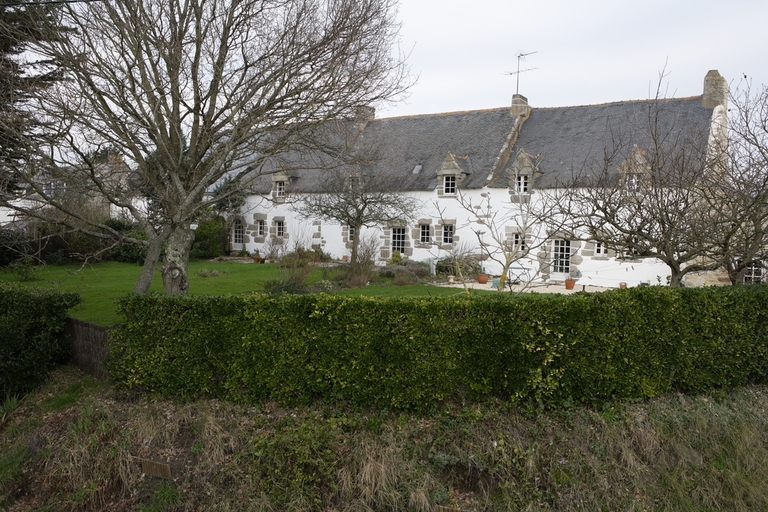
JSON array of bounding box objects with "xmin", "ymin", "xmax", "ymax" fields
[{"xmin": 231, "ymin": 70, "xmax": 728, "ymax": 289}]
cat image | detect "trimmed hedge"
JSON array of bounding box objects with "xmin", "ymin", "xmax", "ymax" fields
[
  {"xmin": 0, "ymin": 283, "xmax": 81, "ymax": 397},
  {"xmin": 107, "ymin": 287, "xmax": 768, "ymax": 410}
]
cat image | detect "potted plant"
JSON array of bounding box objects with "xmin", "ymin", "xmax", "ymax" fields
[
  {"xmin": 253, "ymin": 250, "xmax": 264, "ymax": 264},
  {"xmin": 477, "ymin": 272, "xmax": 489, "ymax": 284},
  {"xmin": 565, "ymin": 270, "xmax": 579, "ymax": 290}
]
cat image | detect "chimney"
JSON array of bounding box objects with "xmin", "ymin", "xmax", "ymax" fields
[
  {"xmin": 702, "ymin": 70, "xmax": 728, "ymax": 108},
  {"xmin": 354, "ymin": 106, "xmax": 375, "ymax": 130},
  {"xmin": 509, "ymin": 94, "xmax": 531, "ymax": 118}
]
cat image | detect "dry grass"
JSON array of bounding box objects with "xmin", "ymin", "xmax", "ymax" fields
[{"xmin": 4, "ymin": 366, "xmax": 768, "ymax": 510}]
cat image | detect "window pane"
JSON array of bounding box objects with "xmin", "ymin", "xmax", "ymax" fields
[
  {"xmin": 553, "ymin": 239, "xmax": 571, "ymax": 274},
  {"xmin": 420, "ymin": 224, "xmax": 430, "ymax": 244},
  {"xmin": 444, "ymin": 175, "xmax": 456, "ymax": 194},
  {"xmin": 392, "ymin": 227, "xmax": 406, "ymax": 253},
  {"xmin": 443, "ymin": 224, "xmax": 454, "ymax": 244},
  {"xmin": 233, "ymin": 220, "xmax": 244, "ymax": 244}
]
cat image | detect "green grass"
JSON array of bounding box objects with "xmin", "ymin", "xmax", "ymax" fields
[{"xmin": 0, "ymin": 261, "xmax": 479, "ymax": 325}]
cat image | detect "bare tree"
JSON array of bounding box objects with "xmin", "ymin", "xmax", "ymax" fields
[
  {"xmin": 455, "ymin": 185, "xmax": 569, "ymax": 292},
  {"xmin": 291, "ymin": 166, "xmax": 421, "ymax": 278},
  {"xmin": 707, "ymin": 79, "xmax": 768, "ymax": 284},
  {"xmin": 555, "ymin": 85, "xmax": 726, "ymax": 287},
  {"xmin": 4, "ymin": 0, "xmax": 410, "ymax": 294}
]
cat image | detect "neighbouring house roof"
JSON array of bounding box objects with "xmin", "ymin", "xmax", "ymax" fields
[{"xmin": 248, "ymin": 94, "xmax": 715, "ymax": 194}]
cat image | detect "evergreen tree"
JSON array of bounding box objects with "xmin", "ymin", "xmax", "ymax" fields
[{"xmin": 0, "ymin": 1, "xmax": 62, "ymax": 194}]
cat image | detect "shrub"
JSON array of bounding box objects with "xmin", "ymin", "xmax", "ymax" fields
[
  {"xmin": 191, "ymin": 216, "xmax": 227, "ymax": 259},
  {"xmin": 109, "ymin": 230, "xmax": 148, "ymax": 264},
  {"xmin": 0, "ymin": 283, "xmax": 81, "ymax": 397},
  {"xmin": 8, "ymin": 257, "xmax": 41, "ymax": 281},
  {"xmin": 108, "ymin": 287, "xmax": 768, "ymax": 411},
  {"xmin": 393, "ymin": 267, "xmax": 419, "ymax": 285},
  {"xmin": 0, "ymin": 229, "xmax": 31, "ymax": 268}
]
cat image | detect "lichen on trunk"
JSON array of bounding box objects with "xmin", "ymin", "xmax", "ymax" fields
[{"xmin": 162, "ymin": 226, "xmax": 195, "ymax": 295}]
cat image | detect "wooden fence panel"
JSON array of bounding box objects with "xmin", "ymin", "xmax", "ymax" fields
[{"xmin": 65, "ymin": 317, "xmax": 112, "ymax": 380}]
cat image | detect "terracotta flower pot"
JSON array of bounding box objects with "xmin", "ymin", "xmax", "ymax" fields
[
  {"xmin": 477, "ymin": 273, "xmax": 489, "ymax": 284},
  {"xmin": 565, "ymin": 278, "xmax": 576, "ymax": 290}
]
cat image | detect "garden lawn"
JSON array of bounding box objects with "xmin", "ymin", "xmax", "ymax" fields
[
  {"xmin": 0, "ymin": 261, "xmax": 480, "ymax": 325},
  {"xmin": 0, "ymin": 261, "xmax": 282, "ymax": 325}
]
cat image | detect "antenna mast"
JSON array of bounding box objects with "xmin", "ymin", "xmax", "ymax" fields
[{"xmin": 506, "ymin": 51, "xmax": 538, "ymax": 95}]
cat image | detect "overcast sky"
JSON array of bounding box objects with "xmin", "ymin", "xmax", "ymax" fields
[{"xmin": 378, "ymin": 0, "xmax": 768, "ymax": 118}]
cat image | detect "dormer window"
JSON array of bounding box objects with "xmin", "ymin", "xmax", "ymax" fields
[
  {"xmin": 436, "ymin": 153, "xmax": 464, "ymax": 197},
  {"xmin": 624, "ymin": 173, "xmax": 644, "ymax": 193},
  {"xmin": 516, "ymin": 175, "xmax": 529, "ymax": 194},
  {"xmin": 620, "ymin": 146, "xmax": 650, "ymax": 194},
  {"xmin": 509, "ymin": 150, "xmax": 538, "ymax": 199},
  {"xmin": 444, "ymin": 175, "xmax": 456, "ymax": 195},
  {"xmin": 271, "ymin": 171, "xmax": 290, "ymax": 202}
]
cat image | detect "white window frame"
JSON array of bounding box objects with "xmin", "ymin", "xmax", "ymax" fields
[
  {"xmin": 625, "ymin": 173, "xmax": 642, "ymax": 193},
  {"xmin": 516, "ymin": 175, "xmax": 529, "ymax": 193},
  {"xmin": 232, "ymin": 219, "xmax": 244, "ymax": 244},
  {"xmin": 275, "ymin": 180, "xmax": 286, "ymax": 197},
  {"xmin": 419, "ymin": 223, "xmax": 431, "ymax": 244},
  {"xmin": 744, "ymin": 262, "xmax": 763, "ymax": 284},
  {"xmin": 443, "ymin": 175, "xmax": 457, "ymax": 195},
  {"xmin": 348, "ymin": 225, "xmax": 356, "ymax": 242},
  {"xmin": 275, "ymin": 220, "xmax": 285, "ymax": 237},
  {"xmin": 553, "ymin": 239, "xmax": 571, "ymax": 274},
  {"xmin": 442, "ymin": 224, "xmax": 454, "ymax": 244},
  {"xmin": 513, "ymin": 232, "xmax": 527, "ymax": 252},
  {"xmin": 257, "ymin": 219, "xmax": 265, "ymax": 237},
  {"xmin": 595, "ymin": 241, "xmax": 606, "ymax": 255},
  {"xmin": 392, "ymin": 227, "xmax": 406, "ymax": 254}
]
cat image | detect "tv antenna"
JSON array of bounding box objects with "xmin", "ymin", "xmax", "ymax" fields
[{"xmin": 505, "ymin": 51, "xmax": 538, "ymax": 95}]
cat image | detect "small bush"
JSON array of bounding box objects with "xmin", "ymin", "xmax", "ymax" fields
[
  {"xmin": 109, "ymin": 230, "xmax": 148, "ymax": 264},
  {"xmin": 393, "ymin": 267, "xmax": 419, "ymax": 286},
  {"xmin": 191, "ymin": 216, "xmax": 227, "ymax": 259},
  {"xmin": 8, "ymin": 257, "xmax": 41, "ymax": 282}
]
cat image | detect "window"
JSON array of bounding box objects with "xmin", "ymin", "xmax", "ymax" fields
[
  {"xmin": 512, "ymin": 233, "xmax": 527, "ymax": 252},
  {"xmin": 275, "ymin": 220, "xmax": 285, "ymax": 237},
  {"xmin": 516, "ymin": 175, "xmax": 529, "ymax": 193},
  {"xmin": 553, "ymin": 239, "xmax": 571, "ymax": 274},
  {"xmin": 744, "ymin": 262, "xmax": 763, "ymax": 284},
  {"xmin": 443, "ymin": 175, "xmax": 456, "ymax": 195},
  {"xmin": 442, "ymin": 224, "xmax": 454, "ymax": 244},
  {"xmin": 232, "ymin": 219, "xmax": 244, "ymax": 244},
  {"xmin": 419, "ymin": 224, "xmax": 431, "ymax": 244},
  {"xmin": 275, "ymin": 181, "xmax": 286, "ymax": 197},
  {"xmin": 348, "ymin": 225, "xmax": 355, "ymax": 242},
  {"xmin": 257, "ymin": 219, "xmax": 265, "ymax": 237},
  {"xmin": 595, "ymin": 241, "xmax": 606, "ymax": 255},
  {"xmin": 625, "ymin": 173, "xmax": 642, "ymax": 193},
  {"xmin": 392, "ymin": 227, "xmax": 406, "ymax": 254}
]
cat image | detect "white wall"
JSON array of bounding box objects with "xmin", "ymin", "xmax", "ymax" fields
[{"xmin": 234, "ymin": 185, "xmax": 673, "ymax": 289}]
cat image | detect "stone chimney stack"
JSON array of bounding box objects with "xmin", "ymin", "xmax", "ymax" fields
[
  {"xmin": 702, "ymin": 70, "xmax": 728, "ymax": 108},
  {"xmin": 354, "ymin": 106, "xmax": 375, "ymax": 130},
  {"xmin": 509, "ymin": 94, "xmax": 531, "ymax": 118}
]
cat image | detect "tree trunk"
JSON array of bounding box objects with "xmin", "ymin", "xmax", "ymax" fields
[
  {"xmin": 132, "ymin": 233, "xmax": 168, "ymax": 294},
  {"xmin": 162, "ymin": 226, "xmax": 195, "ymax": 295},
  {"xmin": 349, "ymin": 230, "xmax": 360, "ymax": 276},
  {"xmin": 668, "ymin": 268, "xmax": 684, "ymax": 287}
]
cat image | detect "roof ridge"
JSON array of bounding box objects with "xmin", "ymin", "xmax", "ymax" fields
[{"xmin": 376, "ymin": 95, "xmax": 706, "ymax": 121}]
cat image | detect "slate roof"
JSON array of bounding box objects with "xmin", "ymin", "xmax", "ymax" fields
[
  {"xmin": 513, "ymin": 96, "xmax": 714, "ymax": 188},
  {"xmin": 249, "ymin": 95, "xmax": 715, "ymax": 193}
]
